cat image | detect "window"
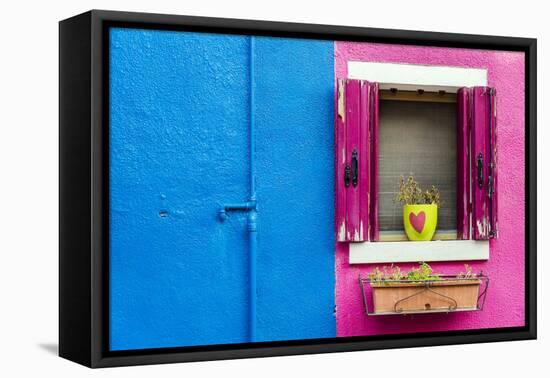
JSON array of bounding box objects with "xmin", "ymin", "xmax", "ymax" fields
[
  {"xmin": 335, "ymin": 79, "xmax": 497, "ymax": 245},
  {"xmin": 378, "ymin": 97, "xmax": 457, "ymax": 240}
]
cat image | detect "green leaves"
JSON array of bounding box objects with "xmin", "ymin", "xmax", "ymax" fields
[
  {"xmin": 405, "ymin": 262, "xmax": 441, "ymax": 282},
  {"xmin": 368, "ymin": 262, "xmax": 441, "ymax": 284}
]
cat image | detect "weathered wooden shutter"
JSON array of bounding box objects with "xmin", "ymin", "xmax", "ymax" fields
[
  {"xmin": 369, "ymin": 83, "xmax": 379, "ymax": 241},
  {"xmin": 471, "ymin": 86, "xmax": 498, "ymax": 239},
  {"xmin": 335, "ymin": 79, "xmax": 375, "ymax": 242},
  {"xmin": 456, "ymin": 88, "xmax": 471, "ymax": 240}
]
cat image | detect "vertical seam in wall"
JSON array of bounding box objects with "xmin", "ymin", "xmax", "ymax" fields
[
  {"xmin": 250, "ymin": 36, "xmax": 256, "ymax": 199},
  {"xmin": 248, "ymin": 36, "xmax": 257, "ymax": 342}
]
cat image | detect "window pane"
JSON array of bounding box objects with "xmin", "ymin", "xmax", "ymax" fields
[{"xmin": 379, "ymin": 100, "xmax": 457, "ymax": 232}]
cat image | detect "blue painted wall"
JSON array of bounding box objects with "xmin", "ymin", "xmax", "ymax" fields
[
  {"xmin": 254, "ymin": 37, "xmax": 335, "ymax": 342},
  {"xmin": 109, "ymin": 28, "xmax": 334, "ymax": 350}
]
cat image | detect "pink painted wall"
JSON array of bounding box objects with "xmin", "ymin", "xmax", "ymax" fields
[{"xmin": 334, "ymin": 42, "xmax": 525, "ymax": 336}]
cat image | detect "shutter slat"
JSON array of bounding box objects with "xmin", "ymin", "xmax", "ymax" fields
[
  {"xmin": 472, "ymin": 86, "xmax": 497, "ymax": 239},
  {"xmin": 457, "ymin": 87, "xmax": 471, "ymax": 239},
  {"xmin": 359, "ymin": 81, "xmax": 371, "ymax": 241},
  {"xmin": 489, "ymin": 88, "xmax": 498, "ymax": 238},
  {"xmin": 345, "ymin": 80, "xmax": 362, "ymax": 241},
  {"xmin": 369, "ymin": 83, "xmax": 379, "ymax": 241},
  {"xmin": 335, "ymin": 79, "xmax": 347, "ymax": 241},
  {"xmin": 335, "ymin": 79, "xmax": 371, "ymax": 242}
]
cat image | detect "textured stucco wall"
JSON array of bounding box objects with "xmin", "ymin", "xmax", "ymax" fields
[
  {"xmin": 334, "ymin": 42, "xmax": 525, "ymax": 336},
  {"xmin": 109, "ymin": 29, "xmax": 251, "ymax": 350},
  {"xmin": 109, "ymin": 28, "xmax": 335, "ymax": 350},
  {"xmin": 254, "ymin": 37, "xmax": 336, "ymax": 342}
]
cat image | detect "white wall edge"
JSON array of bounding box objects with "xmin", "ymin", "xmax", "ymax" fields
[
  {"xmin": 348, "ymin": 61, "xmax": 487, "ymax": 91},
  {"xmin": 349, "ymin": 240, "xmax": 489, "ymax": 264}
]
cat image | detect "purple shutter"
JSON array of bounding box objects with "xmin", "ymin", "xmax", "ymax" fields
[
  {"xmin": 457, "ymin": 88, "xmax": 471, "ymax": 240},
  {"xmin": 359, "ymin": 81, "xmax": 371, "ymax": 240},
  {"xmin": 471, "ymin": 86, "xmax": 497, "ymax": 240},
  {"xmin": 369, "ymin": 83, "xmax": 379, "ymax": 241},
  {"xmin": 335, "ymin": 79, "xmax": 371, "ymax": 242}
]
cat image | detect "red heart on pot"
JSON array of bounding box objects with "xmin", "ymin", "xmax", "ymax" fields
[{"xmin": 409, "ymin": 211, "xmax": 426, "ymax": 233}]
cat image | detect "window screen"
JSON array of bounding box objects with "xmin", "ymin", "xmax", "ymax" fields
[{"xmin": 378, "ymin": 100, "xmax": 457, "ymax": 232}]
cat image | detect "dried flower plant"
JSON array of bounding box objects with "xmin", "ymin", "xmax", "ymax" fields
[
  {"xmin": 394, "ymin": 175, "xmax": 443, "ymax": 207},
  {"xmin": 381, "ymin": 264, "xmax": 403, "ymax": 281},
  {"xmin": 457, "ymin": 264, "xmax": 477, "ymax": 279},
  {"xmin": 367, "ymin": 267, "xmax": 384, "ymax": 282}
]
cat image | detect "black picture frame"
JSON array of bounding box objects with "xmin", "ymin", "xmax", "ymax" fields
[{"xmin": 59, "ymin": 9, "xmax": 537, "ymax": 368}]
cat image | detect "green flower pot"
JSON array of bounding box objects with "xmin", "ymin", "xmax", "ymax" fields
[{"xmin": 403, "ymin": 204, "xmax": 438, "ymax": 241}]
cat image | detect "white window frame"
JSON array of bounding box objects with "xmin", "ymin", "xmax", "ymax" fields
[{"xmin": 347, "ymin": 61, "xmax": 489, "ymax": 264}]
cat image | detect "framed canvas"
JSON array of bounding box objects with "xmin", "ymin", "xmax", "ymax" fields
[{"xmin": 59, "ymin": 9, "xmax": 537, "ymax": 368}]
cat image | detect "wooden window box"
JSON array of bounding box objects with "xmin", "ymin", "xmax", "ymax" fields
[{"xmin": 359, "ymin": 274, "xmax": 489, "ymax": 316}]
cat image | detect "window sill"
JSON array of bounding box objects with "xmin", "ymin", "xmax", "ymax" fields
[{"xmin": 348, "ymin": 240, "xmax": 489, "ymax": 264}]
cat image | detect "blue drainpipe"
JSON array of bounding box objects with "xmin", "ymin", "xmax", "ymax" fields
[{"xmin": 218, "ymin": 36, "xmax": 258, "ymax": 342}]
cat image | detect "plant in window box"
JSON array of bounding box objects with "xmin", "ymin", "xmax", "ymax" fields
[
  {"xmin": 365, "ymin": 263, "xmax": 484, "ymax": 314},
  {"xmin": 394, "ymin": 175, "xmax": 442, "ymax": 241}
]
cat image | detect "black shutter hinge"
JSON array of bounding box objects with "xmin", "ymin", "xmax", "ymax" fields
[
  {"xmin": 344, "ymin": 149, "xmax": 359, "ymax": 188},
  {"xmin": 477, "ymin": 153, "xmax": 483, "ymax": 188},
  {"xmin": 351, "ymin": 150, "xmax": 358, "ymax": 187},
  {"xmin": 344, "ymin": 165, "xmax": 351, "ymax": 187}
]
